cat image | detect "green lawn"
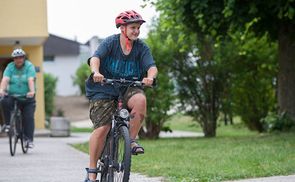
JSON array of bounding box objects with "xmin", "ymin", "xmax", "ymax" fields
[
  {"xmin": 70, "ymin": 113, "xmax": 202, "ymax": 133},
  {"xmin": 72, "ymin": 115, "xmax": 295, "ymax": 182},
  {"xmin": 163, "ymin": 113, "xmax": 202, "ymax": 132},
  {"xmin": 71, "ymin": 127, "xmax": 92, "ymax": 133},
  {"xmin": 130, "ymin": 132, "xmax": 295, "ymax": 182}
]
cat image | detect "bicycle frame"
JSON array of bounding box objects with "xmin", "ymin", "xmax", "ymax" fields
[
  {"xmin": 6, "ymin": 95, "xmax": 29, "ymax": 156},
  {"xmin": 87, "ymin": 75, "xmax": 156, "ymax": 182},
  {"xmin": 99, "ymin": 80, "xmax": 134, "ymax": 181},
  {"xmin": 12, "ymin": 97, "xmax": 22, "ymax": 135}
]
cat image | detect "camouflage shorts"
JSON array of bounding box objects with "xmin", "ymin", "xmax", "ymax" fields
[{"xmin": 89, "ymin": 87, "xmax": 145, "ymax": 129}]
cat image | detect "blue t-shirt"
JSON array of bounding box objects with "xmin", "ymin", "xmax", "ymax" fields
[{"xmin": 85, "ymin": 34, "xmax": 156, "ymax": 100}]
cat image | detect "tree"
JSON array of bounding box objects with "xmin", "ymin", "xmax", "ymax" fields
[
  {"xmin": 224, "ymin": 33, "xmax": 278, "ymax": 132},
  {"xmin": 73, "ymin": 63, "xmax": 91, "ymax": 95},
  {"xmin": 138, "ymin": 20, "xmax": 175, "ymax": 139},
  {"xmin": 44, "ymin": 73, "xmax": 57, "ymax": 118},
  {"xmin": 175, "ymin": 36, "xmax": 226, "ymax": 137},
  {"xmin": 153, "ymin": 0, "xmax": 295, "ymax": 120},
  {"xmin": 142, "ymin": 10, "xmax": 227, "ymax": 137}
]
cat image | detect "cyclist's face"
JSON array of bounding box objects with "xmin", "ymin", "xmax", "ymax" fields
[
  {"xmin": 13, "ymin": 56, "xmax": 25, "ymax": 68},
  {"xmin": 124, "ymin": 23, "xmax": 141, "ymax": 40}
]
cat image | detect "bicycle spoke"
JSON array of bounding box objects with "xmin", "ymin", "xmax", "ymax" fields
[
  {"xmin": 113, "ymin": 137, "xmax": 125, "ymax": 182},
  {"xmin": 114, "ymin": 172, "xmax": 124, "ymax": 182}
]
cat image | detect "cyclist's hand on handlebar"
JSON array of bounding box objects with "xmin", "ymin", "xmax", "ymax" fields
[
  {"xmin": 93, "ymin": 72, "xmax": 104, "ymax": 83},
  {"xmin": 142, "ymin": 77, "xmax": 154, "ymax": 86},
  {"xmin": 27, "ymin": 91, "xmax": 35, "ymax": 98},
  {"xmin": 0, "ymin": 89, "xmax": 7, "ymax": 97}
]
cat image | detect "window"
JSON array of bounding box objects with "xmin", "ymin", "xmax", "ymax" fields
[{"xmin": 44, "ymin": 55, "xmax": 55, "ymax": 62}]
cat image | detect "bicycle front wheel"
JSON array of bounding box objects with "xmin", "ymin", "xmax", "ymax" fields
[
  {"xmin": 9, "ymin": 112, "xmax": 18, "ymax": 156},
  {"xmin": 112, "ymin": 126, "xmax": 131, "ymax": 182},
  {"xmin": 20, "ymin": 120, "xmax": 28, "ymax": 154}
]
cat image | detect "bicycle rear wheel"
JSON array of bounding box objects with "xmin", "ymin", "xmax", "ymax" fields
[
  {"xmin": 111, "ymin": 126, "xmax": 131, "ymax": 182},
  {"xmin": 9, "ymin": 112, "xmax": 18, "ymax": 156}
]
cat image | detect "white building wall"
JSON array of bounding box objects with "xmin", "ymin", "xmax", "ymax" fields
[
  {"xmin": 80, "ymin": 44, "xmax": 91, "ymax": 63},
  {"xmin": 89, "ymin": 36, "xmax": 99, "ymax": 55},
  {"xmin": 43, "ymin": 55, "xmax": 81, "ymax": 96}
]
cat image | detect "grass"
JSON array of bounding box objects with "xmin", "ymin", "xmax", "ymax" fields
[
  {"xmin": 163, "ymin": 113, "xmax": 202, "ymax": 132},
  {"xmin": 72, "ymin": 114, "xmax": 295, "ymax": 182},
  {"xmin": 71, "ymin": 127, "xmax": 92, "ymax": 133},
  {"xmin": 70, "ymin": 113, "xmax": 202, "ymax": 133},
  {"xmin": 131, "ymin": 132, "xmax": 295, "ymax": 182}
]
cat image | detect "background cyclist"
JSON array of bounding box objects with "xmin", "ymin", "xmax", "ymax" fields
[
  {"xmin": 0, "ymin": 48, "xmax": 36, "ymax": 148},
  {"xmin": 84, "ymin": 10, "xmax": 158, "ymax": 181}
]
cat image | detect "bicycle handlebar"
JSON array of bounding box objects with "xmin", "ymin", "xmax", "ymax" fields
[
  {"xmin": 9, "ymin": 94, "xmax": 27, "ymax": 98},
  {"xmin": 89, "ymin": 73, "xmax": 157, "ymax": 88},
  {"xmin": 102, "ymin": 78, "xmax": 156, "ymax": 88},
  {"xmin": 0, "ymin": 94, "xmax": 33, "ymax": 101}
]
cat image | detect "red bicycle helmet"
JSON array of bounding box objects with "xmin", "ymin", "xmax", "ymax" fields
[{"xmin": 115, "ymin": 10, "xmax": 146, "ymax": 28}]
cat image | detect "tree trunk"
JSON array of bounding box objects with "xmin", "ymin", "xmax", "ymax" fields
[
  {"xmin": 138, "ymin": 120, "xmax": 161, "ymax": 139},
  {"xmin": 229, "ymin": 113, "xmax": 233, "ymax": 125},
  {"xmin": 224, "ymin": 113, "xmax": 228, "ymax": 125},
  {"xmin": 202, "ymin": 109, "xmax": 217, "ymax": 137},
  {"xmin": 203, "ymin": 119, "xmax": 216, "ymax": 137},
  {"xmin": 247, "ymin": 118, "xmax": 264, "ymax": 132},
  {"xmin": 278, "ymin": 24, "xmax": 295, "ymax": 119}
]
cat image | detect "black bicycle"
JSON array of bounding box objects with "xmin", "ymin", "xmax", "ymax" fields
[
  {"xmin": 6, "ymin": 95, "xmax": 29, "ymax": 156},
  {"xmin": 94, "ymin": 78, "xmax": 154, "ymax": 182}
]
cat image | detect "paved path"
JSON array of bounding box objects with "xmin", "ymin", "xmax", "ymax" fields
[
  {"xmin": 225, "ymin": 175, "xmax": 295, "ymax": 182},
  {"xmin": 0, "ymin": 131, "xmax": 164, "ymax": 182},
  {"xmin": 72, "ymin": 120, "xmax": 295, "ymax": 182},
  {"xmin": 1, "ymin": 121, "xmax": 294, "ymax": 182}
]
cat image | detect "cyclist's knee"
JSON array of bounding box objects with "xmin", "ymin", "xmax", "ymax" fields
[
  {"xmin": 137, "ymin": 95, "xmax": 147, "ymax": 107},
  {"xmin": 128, "ymin": 94, "xmax": 146, "ymax": 109},
  {"xmin": 130, "ymin": 108, "xmax": 146, "ymax": 123}
]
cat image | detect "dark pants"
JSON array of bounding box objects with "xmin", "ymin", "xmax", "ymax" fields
[{"xmin": 1, "ymin": 96, "xmax": 36, "ymax": 141}]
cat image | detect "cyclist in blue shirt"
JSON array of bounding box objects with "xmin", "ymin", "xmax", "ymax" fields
[
  {"xmin": 85, "ymin": 10, "xmax": 158, "ymax": 181},
  {"xmin": 0, "ymin": 48, "xmax": 36, "ymax": 148}
]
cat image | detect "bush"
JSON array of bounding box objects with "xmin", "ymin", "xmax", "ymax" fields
[
  {"xmin": 73, "ymin": 63, "xmax": 91, "ymax": 95},
  {"xmin": 44, "ymin": 73, "xmax": 57, "ymax": 119},
  {"xmin": 262, "ymin": 112, "xmax": 295, "ymax": 132}
]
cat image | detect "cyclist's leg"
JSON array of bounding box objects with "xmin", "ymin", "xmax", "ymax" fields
[
  {"xmin": 1, "ymin": 96, "xmax": 14, "ymax": 128},
  {"xmin": 124, "ymin": 87, "xmax": 146, "ymax": 140},
  {"xmin": 88, "ymin": 100, "xmax": 115, "ymax": 181},
  {"xmin": 88, "ymin": 125, "xmax": 110, "ymax": 180},
  {"xmin": 127, "ymin": 93, "xmax": 146, "ymax": 139},
  {"xmin": 127, "ymin": 93, "xmax": 146, "ymax": 154},
  {"xmin": 21, "ymin": 98, "xmax": 36, "ymax": 142}
]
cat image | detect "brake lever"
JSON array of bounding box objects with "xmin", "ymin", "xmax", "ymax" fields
[{"xmin": 152, "ymin": 78, "xmax": 157, "ymax": 87}]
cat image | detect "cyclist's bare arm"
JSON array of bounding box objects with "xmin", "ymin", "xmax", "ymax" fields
[
  {"xmin": 89, "ymin": 57, "xmax": 104, "ymax": 82},
  {"xmin": 0, "ymin": 76, "xmax": 9, "ymax": 96},
  {"xmin": 27, "ymin": 77, "xmax": 35, "ymax": 98},
  {"xmin": 142, "ymin": 66, "xmax": 158, "ymax": 86}
]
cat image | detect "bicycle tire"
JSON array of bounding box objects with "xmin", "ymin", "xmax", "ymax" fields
[
  {"xmin": 111, "ymin": 126, "xmax": 131, "ymax": 182},
  {"xmin": 9, "ymin": 112, "xmax": 17, "ymax": 156},
  {"xmin": 100, "ymin": 126, "xmax": 131, "ymax": 182},
  {"xmin": 21, "ymin": 137, "xmax": 28, "ymax": 153},
  {"xmin": 20, "ymin": 118, "xmax": 28, "ymax": 154}
]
